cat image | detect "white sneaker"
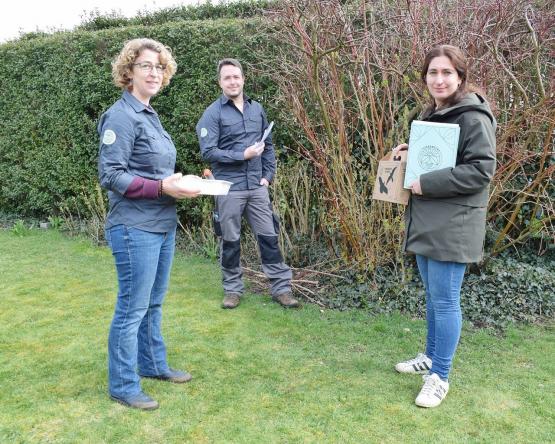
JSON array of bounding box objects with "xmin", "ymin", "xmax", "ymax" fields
[
  {"xmin": 415, "ymin": 373, "xmax": 449, "ymax": 408},
  {"xmin": 395, "ymin": 353, "xmax": 432, "ymax": 374}
]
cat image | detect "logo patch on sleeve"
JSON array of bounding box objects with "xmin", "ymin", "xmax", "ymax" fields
[
  {"xmin": 102, "ymin": 129, "xmax": 117, "ymax": 145},
  {"xmin": 200, "ymin": 128, "xmax": 208, "ymax": 138}
]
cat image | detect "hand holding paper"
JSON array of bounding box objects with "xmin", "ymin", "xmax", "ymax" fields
[
  {"xmin": 244, "ymin": 121, "xmax": 274, "ymax": 160},
  {"xmin": 163, "ymin": 173, "xmax": 201, "ymax": 199},
  {"xmin": 244, "ymin": 141, "xmax": 265, "ymax": 159}
]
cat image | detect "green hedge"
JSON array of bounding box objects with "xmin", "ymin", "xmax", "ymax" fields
[
  {"xmin": 77, "ymin": 0, "xmax": 276, "ymax": 31},
  {"xmin": 0, "ymin": 17, "xmax": 279, "ymax": 221}
]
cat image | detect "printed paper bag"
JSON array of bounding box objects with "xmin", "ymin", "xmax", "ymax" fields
[{"xmin": 371, "ymin": 151, "xmax": 410, "ymax": 205}]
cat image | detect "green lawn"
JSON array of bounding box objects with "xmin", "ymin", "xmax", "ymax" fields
[{"xmin": 0, "ymin": 229, "xmax": 553, "ymax": 443}]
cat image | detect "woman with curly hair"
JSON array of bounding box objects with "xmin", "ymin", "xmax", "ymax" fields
[{"xmin": 98, "ymin": 38, "xmax": 199, "ymax": 410}]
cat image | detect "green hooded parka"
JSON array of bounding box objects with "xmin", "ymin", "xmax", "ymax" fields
[{"xmin": 404, "ymin": 93, "xmax": 497, "ymax": 263}]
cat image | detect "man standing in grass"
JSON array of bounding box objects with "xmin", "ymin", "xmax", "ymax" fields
[{"xmin": 196, "ymin": 58, "xmax": 298, "ymax": 310}]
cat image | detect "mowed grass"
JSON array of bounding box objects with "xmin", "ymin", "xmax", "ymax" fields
[{"xmin": 0, "ymin": 229, "xmax": 553, "ymax": 443}]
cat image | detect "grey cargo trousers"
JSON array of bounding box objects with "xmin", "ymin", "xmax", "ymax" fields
[{"xmin": 216, "ymin": 186, "xmax": 292, "ymax": 296}]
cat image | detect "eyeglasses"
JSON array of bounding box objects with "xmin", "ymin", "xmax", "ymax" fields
[{"xmin": 132, "ymin": 62, "xmax": 166, "ymax": 74}]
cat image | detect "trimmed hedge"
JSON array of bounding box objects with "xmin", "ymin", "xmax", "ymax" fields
[
  {"xmin": 0, "ymin": 16, "xmax": 278, "ymax": 222},
  {"xmin": 77, "ymin": 0, "xmax": 276, "ymax": 31}
]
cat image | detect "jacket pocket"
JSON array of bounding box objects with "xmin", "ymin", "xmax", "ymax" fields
[
  {"xmin": 221, "ymin": 118, "xmax": 243, "ymax": 138},
  {"xmin": 246, "ymin": 116, "xmax": 262, "ymax": 135},
  {"xmin": 141, "ymin": 130, "xmax": 160, "ymax": 151},
  {"xmin": 272, "ymin": 212, "xmax": 280, "ymax": 235}
]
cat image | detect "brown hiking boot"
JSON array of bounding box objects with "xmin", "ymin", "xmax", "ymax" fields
[
  {"xmin": 222, "ymin": 293, "xmax": 241, "ymax": 309},
  {"xmin": 272, "ymin": 293, "xmax": 300, "ymax": 308}
]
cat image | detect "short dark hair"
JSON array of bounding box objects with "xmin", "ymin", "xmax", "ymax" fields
[{"xmin": 217, "ymin": 58, "xmax": 243, "ymax": 78}]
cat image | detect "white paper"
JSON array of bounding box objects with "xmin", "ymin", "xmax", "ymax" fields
[
  {"xmin": 179, "ymin": 175, "xmax": 233, "ymax": 196},
  {"xmin": 260, "ymin": 121, "xmax": 274, "ymax": 143}
]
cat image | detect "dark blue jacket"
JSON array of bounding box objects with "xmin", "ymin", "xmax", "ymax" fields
[{"xmin": 196, "ymin": 95, "xmax": 275, "ymax": 190}]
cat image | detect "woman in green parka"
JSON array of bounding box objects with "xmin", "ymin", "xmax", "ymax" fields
[{"xmin": 393, "ymin": 45, "xmax": 496, "ymax": 408}]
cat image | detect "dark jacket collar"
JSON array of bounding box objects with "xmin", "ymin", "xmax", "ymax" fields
[
  {"xmin": 122, "ymin": 90, "xmax": 156, "ymax": 114},
  {"xmin": 220, "ymin": 94, "xmax": 252, "ymax": 106},
  {"xmin": 426, "ymin": 93, "xmax": 495, "ymax": 125}
]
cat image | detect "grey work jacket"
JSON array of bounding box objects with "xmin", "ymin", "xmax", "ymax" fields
[{"xmin": 196, "ymin": 95, "xmax": 275, "ymax": 191}]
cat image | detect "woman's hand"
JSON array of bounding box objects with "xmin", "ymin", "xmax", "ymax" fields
[
  {"xmin": 260, "ymin": 178, "xmax": 269, "ymax": 187},
  {"xmin": 392, "ymin": 143, "xmax": 408, "ymax": 156},
  {"xmin": 393, "ymin": 143, "xmax": 420, "ymax": 193},
  {"xmin": 409, "ymin": 179, "xmax": 422, "ymax": 195},
  {"xmin": 162, "ymin": 173, "xmax": 201, "ymax": 199}
]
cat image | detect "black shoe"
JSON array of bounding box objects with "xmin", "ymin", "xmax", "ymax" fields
[
  {"xmin": 140, "ymin": 368, "xmax": 193, "ymax": 384},
  {"xmin": 110, "ymin": 391, "xmax": 159, "ymax": 410}
]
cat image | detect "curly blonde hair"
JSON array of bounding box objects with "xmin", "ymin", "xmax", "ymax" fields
[{"xmin": 112, "ymin": 38, "xmax": 177, "ymax": 90}]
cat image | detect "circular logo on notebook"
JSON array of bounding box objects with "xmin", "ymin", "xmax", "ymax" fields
[{"xmin": 418, "ymin": 145, "xmax": 442, "ymax": 171}]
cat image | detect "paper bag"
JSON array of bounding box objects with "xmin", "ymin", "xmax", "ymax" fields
[{"xmin": 371, "ymin": 151, "xmax": 410, "ymax": 205}]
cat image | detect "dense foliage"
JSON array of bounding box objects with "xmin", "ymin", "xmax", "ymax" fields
[
  {"xmin": 325, "ymin": 254, "xmax": 555, "ymax": 328},
  {"xmin": 0, "ymin": 13, "xmax": 277, "ymax": 222}
]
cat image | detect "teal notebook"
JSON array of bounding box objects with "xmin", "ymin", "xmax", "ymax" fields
[{"xmin": 403, "ymin": 120, "xmax": 460, "ymax": 189}]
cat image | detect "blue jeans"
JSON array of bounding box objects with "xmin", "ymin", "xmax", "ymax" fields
[
  {"xmin": 416, "ymin": 255, "xmax": 466, "ymax": 381},
  {"xmin": 105, "ymin": 225, "xmax": 176, "ymax": 398}
]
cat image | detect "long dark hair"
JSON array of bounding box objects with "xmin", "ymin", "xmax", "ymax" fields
[{"xmin": 421, "ymin": 45, "xmax": 470, "ymax": 111}]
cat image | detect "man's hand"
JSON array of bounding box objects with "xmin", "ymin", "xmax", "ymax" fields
[
  {"xmin": 260, "ymin": 178, "xmax": 269, "ymax": 187},
  {"xmin": 162, "ymin": 173, "xmax": 201, "ymax": 199},
  {"xmin": 244, "ymin": 141, "xmax": 264, "ymax": 160}
]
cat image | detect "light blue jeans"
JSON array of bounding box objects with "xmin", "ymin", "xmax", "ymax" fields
[
  {"xmin": 105, "ymin": 225, "xmax": 175, "ymax": 398},
  {"xmin": 416, "ymin": 255, "xmax": 466, "ymax": 381}
]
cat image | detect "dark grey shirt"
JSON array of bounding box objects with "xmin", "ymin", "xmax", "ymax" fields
[
  {"xmin": 98, "ymin": 90, "xmax": 177, "ymax": 233},
  {"xmin": 196, "ymin": 95, "xmax": 275, "ymax": 190}
]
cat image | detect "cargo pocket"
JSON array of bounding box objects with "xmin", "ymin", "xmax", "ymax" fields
[
  {"xmin": 271, "ymin": 212, "xmax": 280, "ymax": 235},
  {"xmin": 213, "ymin": 211, "xmax": 222, "ymax": 237}
]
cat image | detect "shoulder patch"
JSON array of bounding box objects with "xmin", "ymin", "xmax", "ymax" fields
[
  {"xmin": 102, "ymin": 129, "xmax": 117, "ymax": 145},
  {"xmin": 200, "ymin": 128, "xmax": 208, "ymax": 138}
]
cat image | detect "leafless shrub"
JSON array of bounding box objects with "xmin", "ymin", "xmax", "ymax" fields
[{"xmin": 255, "ymin": 0, "xmax": 553, "ymax": 271}]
